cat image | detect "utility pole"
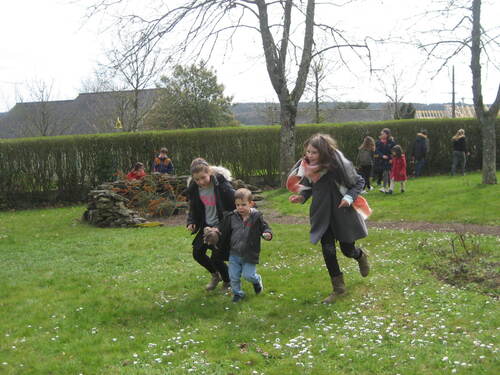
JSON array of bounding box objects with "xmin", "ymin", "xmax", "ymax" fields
[{"xmin": 451, "ymin": 65, "xmax": 456, "ymax": 118}]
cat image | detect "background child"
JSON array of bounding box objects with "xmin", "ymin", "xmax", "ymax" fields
[
  {"xmin": 152, "ymin": 147, "xmax": 175, "ymax": 174},
  {"xmin": 375, "ymin": 128, "xmax": 396, "ymax": 193},
  {"xmin": 356, "ymin": 136, "xmax": 375, "ymax": 192},
  {"xmin": 126, "ymin": 162, "xmax": 146, "ymax": 180},
  {"xmin": 288, "ymin": 133, "xmax": 370, "ymax": 304},
  {"xmin": 217, "ymin": 188, "xmax": 272, "ymax": 303},
  {"xmin": 186, "ymin": 158, "xmax": 235, "ymax": 291},
  {"xmin": 387, "ymin": 145, "xmax": 407, "ymax": 194}
]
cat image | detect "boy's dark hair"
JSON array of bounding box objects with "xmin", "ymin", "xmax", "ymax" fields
[
  {"xmin": 234, "ymin": 188, "xmax": 252, "ymax": 202},
  {"xmin": 190, "ymin": 157, "xmax": 211, "ymax": 175},
  {"xmin": 391, "ymin": 145, "xmax": 403, "ymax": 157},
  {"xmin": 134, "ymin": 162, "xmax": 144, "ymax": 170}
]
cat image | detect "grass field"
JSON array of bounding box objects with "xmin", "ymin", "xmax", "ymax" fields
[
  {"xmin": 0, "ymin": 204, "xmax": 499, "ymax": 374},
  {"xmin": 263, "ymin": 172, "xmax": 500, "ymax": 226}
]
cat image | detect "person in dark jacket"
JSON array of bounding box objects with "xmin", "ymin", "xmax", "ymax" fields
[
  {"xmin": 451, "ymin": 129, "xmax": 469, "ymax": 176},
  {"xmin": 288, "ymin": 133, "xmax": 370, "ymax": 304},
  {"xmin": 356, "ymin": 136, "xmax": 375, "ymax": 191},
  {"xmin": 186, "ymin": 158, "xmax": 235, "ymax": 291},
  {"xmin": 374, "ymin": 128, "xmax": 396, "ymax": 192},
  {"xmin": 217, "ymin": 188, "xmax": 273, "ymax": 303},
  {"xmin": 411, "ymin": 130, "xmax": 429, "ymax": 177},
  {"xmin": 152, "ymin": 147, "xmax": 175, "ymax": 174}
]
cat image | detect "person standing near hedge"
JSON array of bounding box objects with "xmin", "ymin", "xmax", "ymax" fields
[
  {"xmin": 356, "ymin": 136, "xmax": 375, "ymax": 192},
  {"xmin": 375, "ymin": 128, "xmax": 396, "ymax": 193},
  {"xmin": 152, "ymin": 147, "xmax": 175, "ymax": 174},
  {"xmin": 411, "ymin": 129, "xmax": 429, "ymax": 177},
  {"xmin": 288, "ymin": 133, "xmax": 370, "ymax": 304},
  {"xmin": 451, "ymin": 129, "xmax": 469, "ymax": 176},
  {"xmin": 186, "ymin": 158, "xmax": 235, "ymax": 291},
  {"xmin": 386, "ymin": 145, "xmax": 407, "ymax": 194}
]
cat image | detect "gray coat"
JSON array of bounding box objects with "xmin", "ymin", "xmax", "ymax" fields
[{"xmin": 300, "ymin": 168, "xmax": 368, "ymax": 245}]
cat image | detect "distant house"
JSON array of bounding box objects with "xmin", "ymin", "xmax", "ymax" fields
[
  {"xmin": 0, "ymin": 89, "xmax": 163, "ymax": 138},
  {"xmin": 415, "ymin": 104, "xmax": 490, "ymax": 119}
]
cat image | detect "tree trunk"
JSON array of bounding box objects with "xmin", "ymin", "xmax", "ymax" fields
[
  {"xmin": 315, "ymin": 70, "xmax": 320, "ymax": 123},
  {"xmin": 279, "ymin": 99, "xmax": 297, "ymax": 186},
  {"xmin": 481, "ymin": 114, "xmax": 497, "ymax": 184},
  {"xmin": 471, "ymin": 0, "xmax": 498, "ymax": 184}
]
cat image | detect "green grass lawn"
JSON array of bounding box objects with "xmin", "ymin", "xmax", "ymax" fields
[
  {"xmin": 0, "ymin": 206, "xmax": 499, "ymax": 374},
  {"xmin": 264, "ymin": 172, "xmax": 500, "ymax": 226}
]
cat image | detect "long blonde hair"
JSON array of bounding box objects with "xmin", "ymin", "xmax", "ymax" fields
[
  {"xmin": 359, "ymin": 136, "xmax": 375, "ymax": 151},
  {"xmin": 452, "ymin": 129, "xmax": 465, "ymax": 141}
]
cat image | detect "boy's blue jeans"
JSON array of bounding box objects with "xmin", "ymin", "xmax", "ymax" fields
[{"xmin": 228, "ymin": 255, "xmax": 261, "ymax": 297}]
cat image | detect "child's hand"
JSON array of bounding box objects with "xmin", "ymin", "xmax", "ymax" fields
[
  {"xmin": 262, "ymin": 232, "xmax": 272, "ymax": 241},
  {"xmin": 187, "ymin": 224, "xmax": 196, "ymax": 233},
  {"xmin": 289, "ymin": 195, "xmax": 304, "ymax": 204},
  {"xmin": 338, "ymin": 199, "xmax": 350, "ymax": 208}
]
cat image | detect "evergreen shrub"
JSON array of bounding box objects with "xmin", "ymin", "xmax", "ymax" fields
[{"xmin": 0, "ymin": 118, "xmax": 498, "ymax": 207}]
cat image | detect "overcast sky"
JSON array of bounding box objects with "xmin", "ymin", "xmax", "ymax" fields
[{"xmin": 0, "ymin": 0, "xmax": 499, "ymax": 112}]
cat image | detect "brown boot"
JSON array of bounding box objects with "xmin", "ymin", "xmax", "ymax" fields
[
  {"xmin": 205, "ymin": 272, "xmax": 221, "ymax": 291},
  {"xmin": 356, "ymin": 250, "xmax": 370, "ymax": 277},
  {"xmin": 322, "ymin": 274, "xmax": 346, "ymax": 304}
]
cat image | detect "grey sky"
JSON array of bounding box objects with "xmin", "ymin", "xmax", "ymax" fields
[{"xmin": 0, "ymin": 0, "xmax": 498, "ymax": 112}]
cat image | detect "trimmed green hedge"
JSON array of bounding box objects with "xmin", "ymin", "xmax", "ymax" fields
[{"xmin": 0, "ymin": 118, "xmax": 498, "ymax": 207}]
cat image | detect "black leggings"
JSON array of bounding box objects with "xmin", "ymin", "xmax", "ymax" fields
[
  {"xmin": 359, "ymin": 165, "xmax": 372, "ymax": 189},
  {"xmin": 192, "ymin": 236, "xmax": 229, "ymax": 282},
  {"xmin": 320, "ymin": 227, "xmax": 361, "ymax": 277}
]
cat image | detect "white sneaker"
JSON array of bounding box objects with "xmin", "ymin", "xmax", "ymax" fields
[
  {"xmin": 379, "ymin": 188, "xmax": 386, "ymax": 193},
  {"xmin": 368, "ymin": 186, "xmax": 374, "ymax": 191}
]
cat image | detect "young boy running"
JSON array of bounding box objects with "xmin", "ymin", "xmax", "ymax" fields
[{"xmin": 217, "ymin": 188, "xmax": 273, "ymax": 302}]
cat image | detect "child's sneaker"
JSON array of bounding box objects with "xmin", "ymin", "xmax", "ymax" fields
[
  {"xmin": 379, "ymin": 188, "xmax": 386, "ymax": 193},
  {"xmin": 385, "ymin": 190, "xmax": 393, "ymax": 194},
  {"xmin": 253, "ymin": 280, "xmax": 263, "ymax": 294},
  {"xmin": 401, "ymin": 189, "xmax": 405, "ymax": 193},
  {"xmin": 232, "ymin": 294, "xmax": 244, "ymax": 303}
]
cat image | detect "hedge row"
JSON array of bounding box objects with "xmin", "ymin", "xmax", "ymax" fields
[{"xmin": 1, "ymin": 118, "xmax": 498, "ymax": 207}]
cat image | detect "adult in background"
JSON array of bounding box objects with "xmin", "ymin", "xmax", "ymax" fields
[
  {"xmin": 411, "ymin": 129, "xmax": 430, "ymax": 177},
  {"xmin": 152, "ymin": 147, "xmax": 175, "ymax": 174},
  {"xmin": 374, "ymin": 128, "xmax": 396, "ymax": 193},
  {"xmin": 451, "ymin": 129, "xmax": 469, "ymax": 176}
]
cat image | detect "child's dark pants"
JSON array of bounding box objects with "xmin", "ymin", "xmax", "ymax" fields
[
  {"xmin": 359, "ymin": 165, "xmax": 372, "ymax": 189},
  {"xmin": 320, "ymin": 227, "xmax": 361, "ymax": 277},
  {"xmin": 192, "ymin": 240, "xmax": 230, "ymax": 282}
]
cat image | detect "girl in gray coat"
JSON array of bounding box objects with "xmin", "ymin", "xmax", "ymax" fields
[{"xmin": 289, "ymin": 133, "xmax": 370, "ymax": 304}]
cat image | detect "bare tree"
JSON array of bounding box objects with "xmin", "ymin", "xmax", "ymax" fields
[
  {"xmin": 15, "ymin": 79, "xmax": 72, "ymax": 137},
  {"xmin": 417, "ymin": 0, "xmax": 499, "ymax": 184},
  {"xmin": 87, "ymin": 0, "xmax": 371, "ymax": 184},
  {"xmin": 104, "ymin": 31, "xmax": 163, "ymax": 132},
  {"xmin": 306, "ymin": 53, "xmax": 331, "ymax": 123}
]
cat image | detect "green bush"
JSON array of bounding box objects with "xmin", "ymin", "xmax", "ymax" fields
[{"xmin": 0, "ymin": 118, "xmax": 498, "ymax": 207}]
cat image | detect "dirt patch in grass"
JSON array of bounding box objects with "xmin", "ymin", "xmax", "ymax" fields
[
  {"xmin": 156, "ymin": 207, "xmax": 500, "ymax": 237},
  {"xmin": 416, "ymin": 234, "xmax": 500, "ymax": 298}
]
